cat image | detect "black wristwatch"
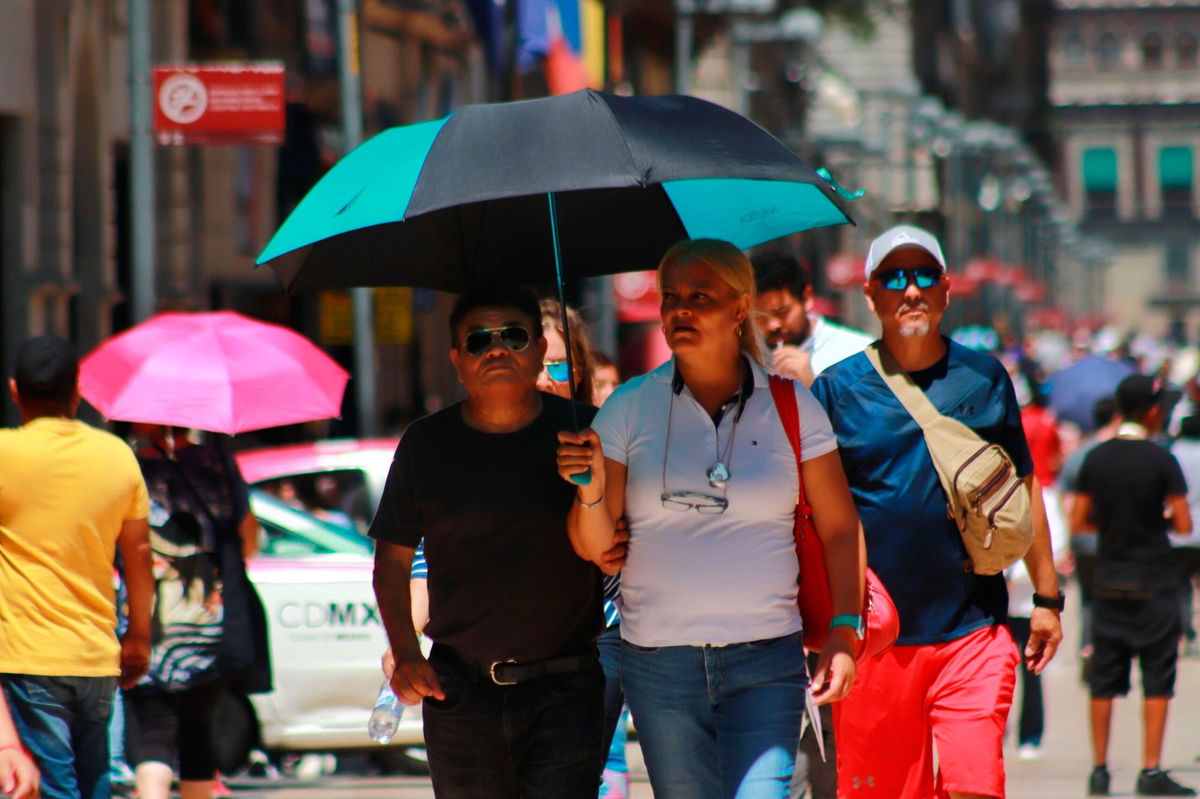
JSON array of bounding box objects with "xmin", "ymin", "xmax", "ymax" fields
[{"xmin": 1032, "ymin": 591, "xmax": 1066, "ymax": 611}]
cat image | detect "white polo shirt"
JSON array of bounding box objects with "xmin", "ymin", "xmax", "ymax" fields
[{"xmin": 593, "ymin": 356, "xmax": 837, "ymax": 647}]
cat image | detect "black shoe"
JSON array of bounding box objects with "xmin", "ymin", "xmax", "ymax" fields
[
  {"xmin": 1137, "ymin": 769, "xmax": 1197, "ymax": 796},
  {"xmin": 1089, "ymin": 765, "xmax": 1111, "ymax": 796}
]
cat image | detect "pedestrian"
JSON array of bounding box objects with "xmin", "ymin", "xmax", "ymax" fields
[
  {"xmin": 1061, "ymin": 396, "xmax": 1121, "ymax": 674},
  {"xmin": 372, "ymin": 284, "xmax": 608, "ymax": 798},
  {"xmin": 751, "ymin": 251, "xmax": 873, "ymax": 388},
  {"xmin": 810, "ymin": 225, "xmax": 1063, "ymax": 799},
  {"xmin": 558, "ymin": 238, "xmax": 865, "ymax": 799},
  {"xmin": 1071, "ymin": 375, "xmax": 1195, "ymax": 797},
  {"xmin": 0, "ymin": 334, "xmax": 156, "ymax": 799},
  {"xmin": 122, "ymin": 424, "xmax": 269, "ymax": 799},
  {"xmin": 0, "ymin": 686, "xmax": 39, "ymax": 799},
  {"xmin": 750, "ymin": 251, "xmax": 871, "ymax": 799},
  {"xmin": 1170, "ymin": 414, "xmax": 1200, "ymax": 659},
  {"xmin": 535, "ymin": 298, "xmax": 630, "ymax": 798}
]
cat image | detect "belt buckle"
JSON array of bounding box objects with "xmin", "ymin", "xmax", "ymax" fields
[{"xmin": 489, "ymin": 658, "xmax": 518, "ymax": 686}]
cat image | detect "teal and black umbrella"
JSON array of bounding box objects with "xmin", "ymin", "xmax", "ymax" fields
[
  {"xmin": 257, "ymin": 89, "xmax": 855, "ymax": 293},
  {"xmin": 257, "ymin": 89, "xmax": 858, "ymax": 479}
]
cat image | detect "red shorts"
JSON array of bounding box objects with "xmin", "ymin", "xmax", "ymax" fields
[{"xmin": 834, "ymin": 624, "xmax": 1019, "ymax": 799}]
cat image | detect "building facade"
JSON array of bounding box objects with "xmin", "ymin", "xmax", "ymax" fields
[{"xmin": 1050, "ymin": 0, "xmax": 1200, "ymax": 340}]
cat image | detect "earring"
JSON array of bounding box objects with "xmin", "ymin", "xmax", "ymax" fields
[{"xmin": 736, "ymin": 323, "xmax": 744, "ymax": 336}]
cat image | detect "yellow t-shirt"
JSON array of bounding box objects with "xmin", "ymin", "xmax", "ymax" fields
[{"xmin": 0, "ymin": 417, "xmax": 150, "ymax": 676}]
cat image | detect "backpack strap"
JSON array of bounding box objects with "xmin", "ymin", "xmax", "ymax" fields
[
  {"xmin": 864, "ymin": 341, "xmax": 947, "ymax": 430},
  {"xmin": 768, "ymin": 375, "xmax": 811, "ymax": 518}
]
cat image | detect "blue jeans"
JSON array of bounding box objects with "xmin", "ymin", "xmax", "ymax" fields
[
  {"xmin": 2, "ymin": 674, "xmax": 116, "ymax": 799},
  {"xmin": 422, "ymin": 646, "xmax": 605, "ymax": 798},
  {"xmin": 622, "ymin": 631, "xmax": 807, "ymax": 799}
]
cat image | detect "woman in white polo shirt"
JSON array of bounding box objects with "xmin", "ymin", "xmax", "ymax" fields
[{"xmin": 558, "ymin": 238, "xmax": 865, "ymax": 799}]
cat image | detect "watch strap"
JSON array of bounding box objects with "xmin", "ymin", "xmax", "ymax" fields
[
  {"xmin": 829, "ymin": 614, "xmax": 865, "ymax": 638},
  {"xmin": 1032, "ymin": 591, "xmax": 1065, "ymax": 611}
]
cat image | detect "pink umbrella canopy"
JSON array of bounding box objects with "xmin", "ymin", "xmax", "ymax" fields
[{"xmin": 80, "ymin": 311, "xmax": 350, "ymax": 435}]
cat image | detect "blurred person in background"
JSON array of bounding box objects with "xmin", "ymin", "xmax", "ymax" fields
[
  {"xmin": 536, "ymin": 299, "xmax": 630, "ymax": 798},
  {"xmin": 751, "ymin": 252, "xmax": 872, "ymax": 388},
  {"xmin": 1070, "ymin": 375, "xmax": 1193, "ymax": 797},
  {"xmin": 591, "ymin": 352, "xmax": 621, "ymax": 407},
  {"xmin": 1169, "ymin": 415, "xmax": 1200, "ymax": 659},
  {"xmin": 124, "ymin": 424, "xmax": 269, "ymax": 799}
]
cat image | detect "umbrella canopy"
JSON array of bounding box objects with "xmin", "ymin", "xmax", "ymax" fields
[
  {"xmin": 80, "ymin": 312, "xmax": 349, "ymax": 435},
  {"xmin": 1047, "ymin": 354, "xmax": 1135, "ymax": 432},
  {"xmin": 256, "ymin": 89, "xmax": 854, "ymax": 293}
]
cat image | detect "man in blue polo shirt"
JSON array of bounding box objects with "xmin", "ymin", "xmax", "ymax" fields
[{"xmin": 811, "ymin": 226, "xmax": 1063, "ymax": 799}]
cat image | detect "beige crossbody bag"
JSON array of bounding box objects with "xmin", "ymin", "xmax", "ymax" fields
[{"xmin": 865, "ymin": 342, "xmax": 1034, "ymax": 575}]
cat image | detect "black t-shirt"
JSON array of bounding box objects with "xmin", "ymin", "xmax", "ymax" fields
[
  {"xmin": 369, "ymin": 393, "xmax": 603, "ymax": 664},
  {"xmin": 1079, "ymin": 437, "xmax": 1188, "ymax": 596}
]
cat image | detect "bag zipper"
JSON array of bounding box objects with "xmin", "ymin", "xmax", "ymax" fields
[
  {"xmin": 953, "ymin": 444, "xmax": 992, "ymax": 499},
  {"xmin": 971, "ymin": 460, "xmax": 1012, "ymax": 511}
]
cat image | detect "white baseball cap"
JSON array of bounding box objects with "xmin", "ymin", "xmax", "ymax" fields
[{"xmin": 864, "ymin": 225, "xmax": 947, "ymax": 279}]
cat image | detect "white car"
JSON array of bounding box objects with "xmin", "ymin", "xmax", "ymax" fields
[{"xmin": 215, "ymin": 480, "xmax": 427, "ymax": 774}]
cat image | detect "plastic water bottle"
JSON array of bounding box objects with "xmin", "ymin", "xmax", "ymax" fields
[{"xmin": 367, "ymin": 681, "xmax": 403, "ymax": 744}]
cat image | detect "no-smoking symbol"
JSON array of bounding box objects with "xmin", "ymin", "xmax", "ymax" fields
[{"xmin": 158, "ymin": 74, "xmax": 208, "ymax": 125}]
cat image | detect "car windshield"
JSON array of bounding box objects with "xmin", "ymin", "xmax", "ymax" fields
[{"xmin": 250, "ymin": 489, "xmax": 373, "ymax": 558}]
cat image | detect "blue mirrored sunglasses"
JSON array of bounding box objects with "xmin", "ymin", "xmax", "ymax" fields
[
  {"xmin": 543, "ymin": 360, "xmax": 570, "ymax": 382},
  {"xmin": 875, "ymin": 266, "xmax": 943, "ymax": 291}
]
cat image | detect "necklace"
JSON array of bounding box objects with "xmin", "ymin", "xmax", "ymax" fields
[{"xmin": 706, "ymin": 386, "xmax": 744, "ymax": 489}]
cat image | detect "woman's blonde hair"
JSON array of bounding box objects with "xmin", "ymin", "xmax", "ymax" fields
[
  {"xmin": 656, "ymin": 238, "xmax": 762, "ymax": 365},
  {"xmin": 539, "ymin": 297, "xmax": 596, "ymax": 405}
]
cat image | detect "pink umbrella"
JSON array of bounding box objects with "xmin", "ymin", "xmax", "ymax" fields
[{"xmin": 80, "ymin": 311, "xmax": 350, "ymax": 435}]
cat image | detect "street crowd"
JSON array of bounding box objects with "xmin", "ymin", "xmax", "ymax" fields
[{"xmin": 1, "ymin": 223, "xmax": 1198, "ymax": 799}]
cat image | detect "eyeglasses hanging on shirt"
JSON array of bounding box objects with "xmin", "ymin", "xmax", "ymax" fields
[{"xmin": 659, "ymin": 369, "xmax": 748, "ymax": 515}]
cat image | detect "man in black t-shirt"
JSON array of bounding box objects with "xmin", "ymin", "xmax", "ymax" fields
[
  {"xmin": 1072, "ymin": 375, "xmax": 1194, "ymax": 797},
  {"xmin": 370, "ymin": 285, "xmax": 605, "ymax": 798}
]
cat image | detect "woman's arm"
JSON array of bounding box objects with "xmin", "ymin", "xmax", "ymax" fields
[
  {"xmin": 803, "ymin": 449, "xmax": 866, "ymax": 705},
  {"xmin": 0, "ymin": 685, "xmax": 38, "ymax": 799},
  {"xmin": 557, "ymin": 430, "xmax": 625, "ymax": 567}
]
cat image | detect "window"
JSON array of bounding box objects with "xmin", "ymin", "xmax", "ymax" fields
[
  {"xmin": 1063, "ymin": 32, "xmax": 1087, "ymax": 68},
  {"xmin": 1097, "ymin": 32, "xmax": 1121, "ymax": 71},
  {"xmin": 1082, "ymin": 147, "xmax": 1118, "ymax": 220},
  {"xmin": 1159, "ymin": 146, "xmax": 1193, "ymax": 218},
  {"xmin": 1142, "ymin": 33, "xmax": 1164, "ymax": 70},
  {"xmin": 1179, "ymin": 33, "xmax": 1198, "ymax": 69}
]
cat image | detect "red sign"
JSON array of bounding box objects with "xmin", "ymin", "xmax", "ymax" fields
[
  {"xmin": 825, "ymin": 253, "xmax": 865, "ymax": 289},
  {"xmin": 153, "ymin": 63, "xmax": 285, "ymax": 146},
  {"xmin": 614, "ymin": 271, "xmax": 661, "ymax": 323}
]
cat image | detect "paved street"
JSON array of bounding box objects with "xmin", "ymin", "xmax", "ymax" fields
[{"xmin": 223, "ymin": 592, "xmax": 1200, "ymax": 798}]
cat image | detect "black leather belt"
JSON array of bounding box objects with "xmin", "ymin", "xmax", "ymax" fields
[{"xmin": 430, "ymin": 643, "xmax": 597, "ymax": 687}]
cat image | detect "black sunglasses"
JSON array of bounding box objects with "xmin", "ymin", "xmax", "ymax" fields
[
  {"xmin": 463, "ymin": 326, "xmax": 532, "ymax": 357},
  {"xmin": 874, "ymin": 266, "xmax": 943, "ymax": 291}
]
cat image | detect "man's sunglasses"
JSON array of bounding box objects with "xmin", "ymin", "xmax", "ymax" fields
[
  {"xmin": 874, "ymin": 266, "xmax": 943, "ymax": 291},
  {"xmin": 463, "ymin": 326, "xmax": 532, "ymax": 357},
  {"xmin": 543, "ymin": 360, "xmax": 570, "ymax": 383}
]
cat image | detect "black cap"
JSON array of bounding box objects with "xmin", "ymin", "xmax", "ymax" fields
[
  {"xmin": 14, "ymin": 335, "xmax": 78, "ymax": 402},
  {"xmin": 1115, "ymin": 374, "xmax": 1162, "ymax": 418}
]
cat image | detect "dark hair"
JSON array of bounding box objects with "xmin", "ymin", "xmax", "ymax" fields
[
  {"xmin": 1092, "ymin": 396, "xmax": 1118, "ymax": 429},
  {"xmin": 592, "ymin": 350, "xmax": 615, "ymax": 370},
  {"xmin": 539, "ymin": 298, "xmax": 595, "ymax": 405},
  {"xmin": 448, "ymin": 284, "xmax": 543, "ymax": 348},
  {"xmin": 750, "ymin": 251, "xmax": 811, "ymax": 300},
  {"xmin": 13, "ymin": 334, "xmax": 78, "ymax": 404}
]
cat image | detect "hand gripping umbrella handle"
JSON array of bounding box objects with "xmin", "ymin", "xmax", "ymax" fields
[{"xmin": 548, "ymin": 192, "xmax": 591, "ymax": 487}]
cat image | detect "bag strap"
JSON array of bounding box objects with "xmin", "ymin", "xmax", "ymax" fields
[
  {"xmin": 863, "ymin": 341, "xmax": 949, "ymax": 430},
  {"xmin": 768, "ymin": 375, "xmax": 811, "ymax": 517}
]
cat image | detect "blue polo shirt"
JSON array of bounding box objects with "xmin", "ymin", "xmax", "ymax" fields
[{"xmin": 811, "ymin": 339, "xmax": 1033, "ymax": 645}]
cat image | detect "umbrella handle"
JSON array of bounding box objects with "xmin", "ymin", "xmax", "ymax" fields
[{"xmin": 548, "ymin": 190, "xmax": 591, "ymax": 487}]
